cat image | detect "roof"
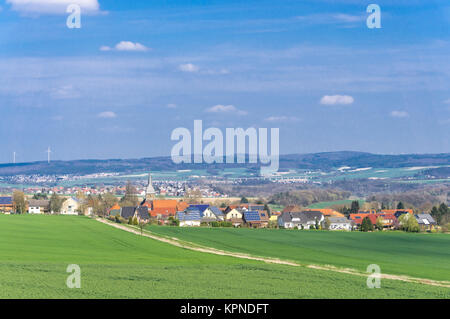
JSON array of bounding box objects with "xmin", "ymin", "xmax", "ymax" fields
[
  {"xmin": 259, "ymin": 211, "xmax": 269, "ymax": 221},
  {"xmin": 152, "ymin": 199, "xmax": 178, "ymax": 209},
  {"xmin": 109, "ymin": 203, "xmax": 121, "ymax": 211},
  {"xmin": 280, "ymin": 211, "xmax": 323, "ymax": 224},
  {"xmin": 282, "ymin": 205, "xmax": 302, "ymax": 213},
  {"xmin": 188, "ymin": 204, "xmax": 210, "ymax": 213},
  {"xmin": 0, "ymin": 197, "xmax": 13, "ymax": 205},
  {"xmin": 177, "ymin": 211, "xmax": 202, "ymax": 221},
  {"xmin": 415, "ymin": 213, "xmax": 436, "ymax": 225},
  {"xmin": 136, "ymin": 206, "xmax": 150, "ymax": 220},
  {"xmin": 208, "ymin": 206, "xmax": 224, "ymax": 217},
  {"xmin": 151, "ymin": 207, "xmax": 176, "ymax": 217},
  {"xmin": 382, "ymin": 209, "xmax": 413, "ymax": 215},
  {"xmin": 243, "ymin": 211, "xmax": 261, "ymax": 222},
  {"xmin": 309, "ymin": 208, "xmax": 344, "ymax": 218},
  {"xmin": 328, "ymin": 217, "xmax": 351, "ymax": 224},
  {"xmin": 121, "ymin": 206, "xmax": 136, "ymax": 219},
  {"xmin": 176, "ymin": 202, "xmax": 189, "ymax": 211},
  {"xmin": 248, "ymin": 205, "xmax": 265, "ymax": 211},
  {"xmin": 28, "ymin": 199, "xmax": 50, "ymax": 207}
]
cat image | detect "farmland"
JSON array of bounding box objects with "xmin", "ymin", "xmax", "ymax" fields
[
  {"xmin": 0, "ymin": 215, "xmax": 449, "ymax": 298},
  {"xmin": 147, "ymin": 226, "xmax": 450, "ymax": 282}
]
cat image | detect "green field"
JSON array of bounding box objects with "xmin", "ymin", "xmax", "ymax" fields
[
  {"xmin": 1, "ymin": 215, "xmax": 449, "ymax": 298},
  {"xmin": 307, "ymin": 199, "xmax": 365, "ymax": 209},
  {"xmin": 146, "ymin": 226, "xmax": 450, "ymax": 282}
]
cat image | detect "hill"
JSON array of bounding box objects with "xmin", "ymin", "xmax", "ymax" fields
[{"xmin": 0, "ymin": 151, "xmax": 449, "ymax": 176}]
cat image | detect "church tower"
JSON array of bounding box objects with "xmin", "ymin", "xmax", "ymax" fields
[{"xmin": 145, "ymin": 172, "xmax": 156, "ymax": 201}]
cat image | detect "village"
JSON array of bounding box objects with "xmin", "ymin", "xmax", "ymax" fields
[{"xmin": 0, "ymin": 173, "xmax": 445, "ymax": 233}]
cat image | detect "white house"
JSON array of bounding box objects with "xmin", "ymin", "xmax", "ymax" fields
[
  {"xmin": 28, "ymin": 199, "xmax": 50, "ymax": 214},
  {"xmin": 327, "ymin": 217, "xmax": 353, "ymax": 231},
  {"xmin": 60, "ymin": 197, "xmax": 79, "ymax": 215}
]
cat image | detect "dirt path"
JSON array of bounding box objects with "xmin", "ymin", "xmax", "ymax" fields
[{"xmin": 96, "ymin": 218, "xmax": 450, "ymax": 288}]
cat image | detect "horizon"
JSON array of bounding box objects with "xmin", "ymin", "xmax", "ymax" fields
[
  {"xmin": 2, "ymin": 150, "xmax": 450, "ymax": 166},
  {"xmin": 1, "ymin": 0, "xmax": 449, "ymax": 163}
]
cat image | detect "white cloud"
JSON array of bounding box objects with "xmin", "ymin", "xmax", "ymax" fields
[
  {"xmin": 100, "ymin": 42, "xmax": 150, "ymax": 52},
  {"xmin": 390, "ymin": 111, "xmax": 409, "ymax": 118},
  {"xmin": 114, "ymin": 41, "xmax": 149, "ymax": 52},
  {"xmin": 6, "ymin": 0, "xmax": 100, "ymax": 15},
  {"xmin": 97, "ymin": 111, "xmax": 117, "ymax": 118},
  {"xmin": 265, "ymin": 116, "xmax": 300, "ymax": 122},
  {"xmin": 100, "ymin": 41, "xmax": 151, "ymax": 52},
  {"xmin": 205, "ymin": 104, "xmax": 247, "ymax": 115},
  {"xmin": 166, "ymin": 103, "xmax": 177, "ymax": 109},
  {"xmin": 179, "ymin": 63, "xmax": 199, "ymax": 72},
  {"xmin": 320, "ymin": 95, "xmax": 354, "ymax": 105},
  {"xmin": 99, "ymin": 45, "xmax": 112, "ymax": 52}
]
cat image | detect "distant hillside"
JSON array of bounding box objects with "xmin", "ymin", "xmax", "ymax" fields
[{"xmin": 0, "ymin": 151, "xmax": 448, "ymax": 176}]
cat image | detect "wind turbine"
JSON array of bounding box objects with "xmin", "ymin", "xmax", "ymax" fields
[
  {"xmin": 46, "ymin": 147, "xmax": 52, "ymax": 163},
  {"xmin": 13, "ymin": 152, "xmax": 16, "ymax": 164}
]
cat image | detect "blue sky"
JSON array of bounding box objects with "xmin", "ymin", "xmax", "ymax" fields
[{"xmin": 0, "ymin": 0, "xmax": 449, "ymax": 163}]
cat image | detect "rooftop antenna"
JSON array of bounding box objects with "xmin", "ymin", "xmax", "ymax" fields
[{"xmin": 46, "ymin": 147, "xmax": 51, "ymax": 163}]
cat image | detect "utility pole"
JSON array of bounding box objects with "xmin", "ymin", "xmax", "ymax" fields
[{"xmin": 46, "ymin": 147, "xmax": 51, "ymax": 163}]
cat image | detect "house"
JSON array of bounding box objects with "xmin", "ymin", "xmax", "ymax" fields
[
  {"xmin": 278, "ymin": 211, "xmax": 324, "ymax": 229},
  {"xmin": 135, "ymin": 206, "xmax": 150, "ymax": 223},
  {"xmin": 325, "ymin": 217, "xmax": 353, "ymax": 231},
  {"xmin": 0, "ymin": 196, "xmax": 13, "ymax": 214},
  {"xmin": 415, "ymin": 213, "xmax": 437, "ymax": 231},
  {"xmin": 177, "ymin": 210, "xmax": 201, "ymax": 227},
  {"xmin": 258, "ymin": 211, "xmax": 270, "ymax": 227},
  {"xmin": 121, "ymin": 206, "xmax": 136, "ymax": 220},
  {"xmin": 60, "ymin": 197, "xmax": 79, "ymax": 215},
  {"xmin": 375, "ymin": 213, "xmax": 398, "ymax": 229},
  {"xmin": 108, "ymin": 203, "xmax": 121, "ymax": 217},
  {"xmin": 224, "ymin": 208, "xmax": 244, "ymax": 227},
  {"xmin": 243, "ymin": 211, "xmax": 262, "ymax": 228},
  {"xmin": 202, "ymin": 206, "xmax": 224, "ymax": 221},
  {"xmin": 150, "ymin": 199, "xmax": 178, "ymax": 218},
  {"xmin": 350, "ymin": 213, "xmax": 398, "ymax": 229},
  {"xmin": 28, "ymin": 199, "xmax": 50, "ymax": 214}
]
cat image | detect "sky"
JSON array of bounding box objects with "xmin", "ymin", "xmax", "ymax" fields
[{"xmin": 0, "ymin": 0, "xmax": 449, "ymax": 163}]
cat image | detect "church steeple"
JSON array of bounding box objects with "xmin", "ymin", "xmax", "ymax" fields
[{"xmin": 145, "ymin": 172, "xmax": 156, "ymax": 200}]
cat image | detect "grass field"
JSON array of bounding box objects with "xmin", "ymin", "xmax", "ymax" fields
[
  {"xmin": 146, "ymin": 226, "xmax": 450, "ymax": 282},
  {"xmin": 1, "ymin": 215, "xmax": 449, "ymax": 298}
]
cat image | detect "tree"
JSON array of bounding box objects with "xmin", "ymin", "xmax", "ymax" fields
[
  {"xmin": 103, "ymin": 192, "xmax": 118, "ymax": 211},
  {"xmin": 75, "ymin": 191, "xmax": 88, "ymax": 215},
  {"xmin": 49, "ymin": 193, "xmax": 66, "ymax": 214},
  {"xmin": 350, "ymin": 200, "xmax": 360, "ymax": 214},
  {"xmin": 360, "ymin": 217, "xmax": 374, "ymax": 232},
  {"xmin": 240, "ymin": 197, "xmax": 249, "ymax": 204},
  {"xmin": 13, "ymin": 190, "xmax": 27, "ymax": 214},
  {"xmin": 323, "ymin": 217, "xmax": 331, "ymax": 230},
  {"xmin": 397, "ymin": 202, "xmax": 405, "ymax": 210},
  {"xmin": 33, "ymin": 193, "xmax": 48, "ymax": 200},
  {"xmin": 398, "ymin": 214, "xmax": 420, "ymax": 232},
  {"xmin": 264, "ymin": 204, "xmax": 271, "ymax": 216},
  {"xmin": 375, "ymin": 217, "xmax": 384, "ymax": 231},
  {"xmin": 120, "ymin": 182, "xmax": 139, "ymax": 207},
  {"xmin": 139, "ymin": 221, "xmax": 145, "ymax": 235}
]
